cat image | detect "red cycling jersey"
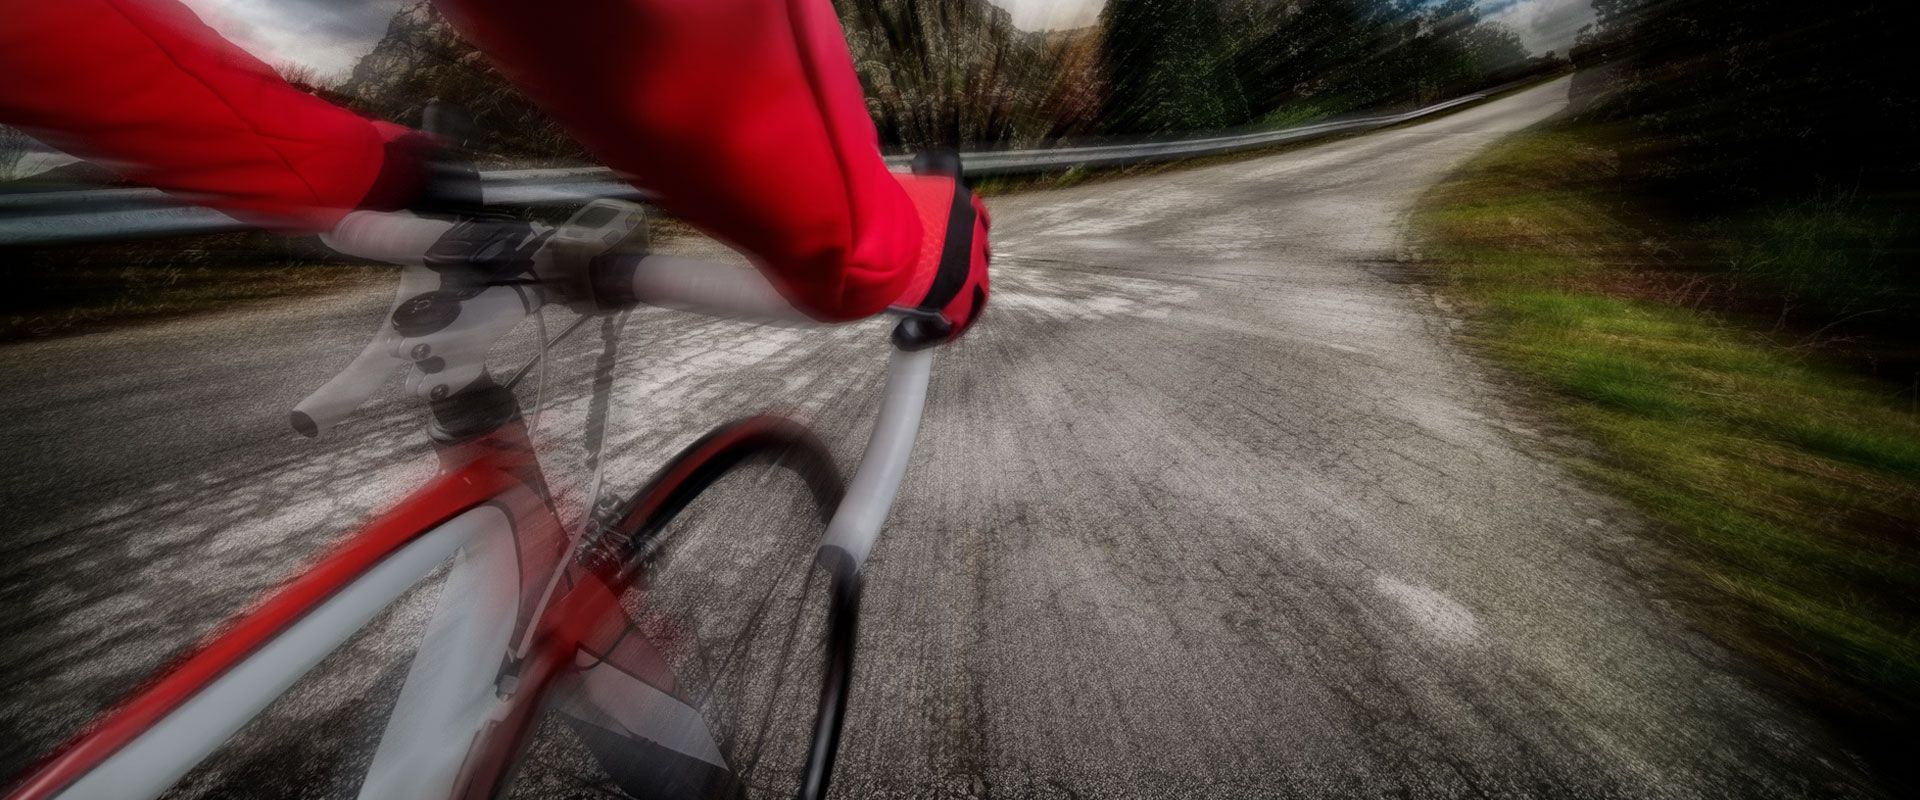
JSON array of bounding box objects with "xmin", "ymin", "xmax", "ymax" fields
[{"xmin": 0, "ymin": 0, "xmax": 986, "ymax": 327}]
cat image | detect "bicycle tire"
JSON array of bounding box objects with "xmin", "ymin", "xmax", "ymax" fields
[{"xmin": 579, "ymin": 415, "xmax": 856, "ymax": 800}]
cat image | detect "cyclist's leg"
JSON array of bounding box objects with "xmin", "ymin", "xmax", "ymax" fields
[
  {"xmin": 0, "ymin": 0, "xmax": 427, "ymax": 231},
  {"xmin": 433, "ymin": 0, "xmax": 926, "ymax": 321}
]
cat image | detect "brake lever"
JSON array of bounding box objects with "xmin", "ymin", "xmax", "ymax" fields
[
  {"xmin": 292, "ymin": 203, "xmax": 648, "ymax": 438},
  {"xmin": 390, "ymin": 280, "xmax": 536, "ymax": 403},
  {"xmin": 288, "ymin": 264, "xmax": 437, "ymax": 437},
  {"xmin": 292, "ymin": 261, "xmax": 546, "ymax": 438}
]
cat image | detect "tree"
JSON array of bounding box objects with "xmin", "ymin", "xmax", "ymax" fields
[
  {"xmin": 1225, "ymin": 0, "xmax": 1531, "ymax": 122},
  {"xmin": 1227, "ymin": 0, "xmax": 1381, "ymax": 115},
  {"xmin": 837, "ymin": 0, "xmax": 1085, "ymax": 149},
  {"xmin": 1099, "ymin": 0, "xmax": 1249, "ymax": 133},
  {"xmin": 1573, "ymin": 0, "xmax": 1920, "ymax": 207}
]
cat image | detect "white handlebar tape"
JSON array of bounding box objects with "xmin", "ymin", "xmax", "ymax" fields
[
  {"xmin": 321, "ymin": 211, "xmax": 458, "ymax": 267},
  {"xmin": 624, "ymin": 255, "xmax": 810, "ymax": 325}
]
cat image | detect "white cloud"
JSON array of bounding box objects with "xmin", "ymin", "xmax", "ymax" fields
[
  {"xmin": 174, "ymin": 0, "xmax": 1109, "ymax": 80},
  {"xmin": 179, "ymin": 0, "xmax": 400, "ymax": 78},
  {"xmin": 990, "ymin": 0, "xmax": 1105, "ymax": 31},
  {"xmin": 1481, "ymin": 0, "xmax": 1595, "ymax": 56}
]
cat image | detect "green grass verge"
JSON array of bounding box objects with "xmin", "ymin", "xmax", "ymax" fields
[
  {"xmin": 3, "ymin": 232, "xmax": 385, "ymax": 342},
  {"xmin": 1413, "ymin": 127, "xmax": 1920, "ymax": 745}
]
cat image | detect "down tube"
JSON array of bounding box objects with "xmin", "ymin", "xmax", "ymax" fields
[
  {"xmin": 54, "ymin": 506, "xmax": 508, "ymax": 800},
  {"xmin": 818, "ymin": 346, "xmax": 934, "ymax": 575}
]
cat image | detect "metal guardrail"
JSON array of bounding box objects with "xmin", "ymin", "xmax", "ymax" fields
[{"xmin": 0, "ymin": 93, "xmax": 1484, "ymax": 247}]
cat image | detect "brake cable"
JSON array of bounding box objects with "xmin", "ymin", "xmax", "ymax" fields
[{"xmin": 582, "ymin": 310, "xmax": 631, "ymax": 528}]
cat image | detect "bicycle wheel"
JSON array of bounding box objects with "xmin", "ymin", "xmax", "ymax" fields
[{"xmin": 570, "ymin": 415, "xmax": 856, "ymax": 800}]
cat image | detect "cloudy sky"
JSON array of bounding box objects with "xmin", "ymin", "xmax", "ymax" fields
[
  {"xmin": 1476, "ymin": 0, "xmax": 1593, "ymax": 55},
  {"xmin": 991, "ymin": 0, "xmax": 1597, "ymax": 54},
  {"xmin": 179, "ymin": 0, "xmax": 398, "ymax": 76},
  {"xmin": 179, "ymin": 0, "xmax": 1592, "ymax": 79}
]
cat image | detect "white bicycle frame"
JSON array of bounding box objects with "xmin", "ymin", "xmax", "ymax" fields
[{"xmin": 11, "ymin": 240, "xmax": 937, "ymax": 800}]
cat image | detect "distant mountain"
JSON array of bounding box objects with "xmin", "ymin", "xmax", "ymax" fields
[{"xmin": 340, "ymin": 2, "xmax": 583, "ymax": 162}]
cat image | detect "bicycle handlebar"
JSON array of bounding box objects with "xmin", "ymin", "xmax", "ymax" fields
[
  {"xmin": 293, "ymin": 204, "xmax": 817, "ymax": 438},
  {"xmin": 320, "ymin": 212, "xmax": 456, "ymax": 266},
  {"xmin": 602, "ymin": 253, "xmax": 809, "ymax": 325}
]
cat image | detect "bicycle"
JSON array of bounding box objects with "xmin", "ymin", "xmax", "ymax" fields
[{"xmin": 5, "ymin": 180, "xmax": 956, "ymax": 798}]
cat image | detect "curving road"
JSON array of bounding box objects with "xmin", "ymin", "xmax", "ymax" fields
[{"xmin": 0, "ymin": 78, "xmax": 1877, "ymax": 798}]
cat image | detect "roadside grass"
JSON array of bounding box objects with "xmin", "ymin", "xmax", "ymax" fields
[
  {"xmin": 1, "ymin": 262, "xmax": 382, "ymax": 341},
  {"xmin": 1414, "ymin": 127, "xmax": 1920, "ymax": 764},
  {"xmin": 1254, "ymin": 101, "xmax": 1338, "ymax": 129},
  {"xmin": 2, "ymin": 232, "xmax": 383, "ymax": 342}
]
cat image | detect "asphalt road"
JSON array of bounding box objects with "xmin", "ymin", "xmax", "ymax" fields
[{"xmin": 0, "ymin": 78, "xmax": 1877, "ymax": 798}]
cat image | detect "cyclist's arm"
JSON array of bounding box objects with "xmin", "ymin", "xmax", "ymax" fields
[
  {"xmin": 434, "ymin": 0, "xmax": 934, "ymax": 323},
  {"xmin": 1, "ymin": 0, "xmax": 988, "ymax": 337},
  {"xmin": 0, "ymin": 0, "xmax": 428, "ymax": 232}
]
